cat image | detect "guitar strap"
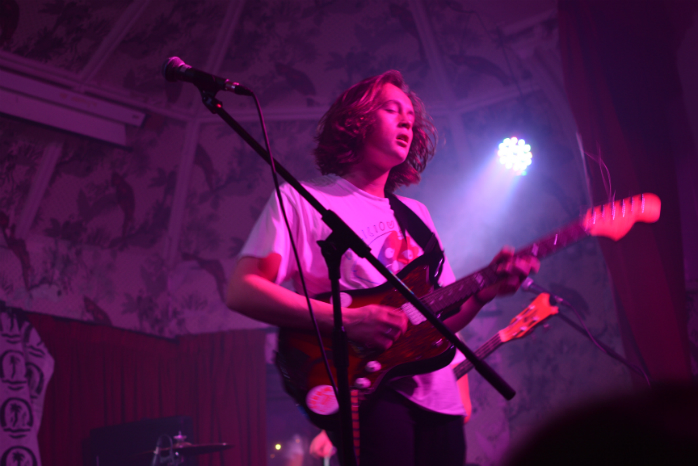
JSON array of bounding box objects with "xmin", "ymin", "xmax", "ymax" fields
[{"xmin": 387, "ymin": 194, "xmax": 445, "ymax": 288}]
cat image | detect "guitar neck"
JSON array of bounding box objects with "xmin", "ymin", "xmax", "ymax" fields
[
  {"xmin": 453, "ymin": 292, "xmax": 559, "ymax": 379},
  {"xmin": 453, "ymin": 333, "xmax": 503, "ymax": 379},
  {"xmin": 421, "ymin": 220, "xmax": 588, "ymax": 316}
]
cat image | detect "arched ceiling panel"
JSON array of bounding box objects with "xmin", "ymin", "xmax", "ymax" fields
[
  {"xmin": 1, "ymin": 0, "xmax": 135, "ymax": 73},
  {"xmin": 218, "ymin": 1, "xmax": 443, "ymax": 111},
  {"xmin": 427, "ymin": 2, "xmax": 533, "ymax": 100},
  {"xmin": 91, "ymin": 0, "xmax": 231, "ymax": 108}
]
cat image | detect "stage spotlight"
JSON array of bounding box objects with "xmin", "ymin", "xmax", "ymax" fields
[
  {"xmin": 275, "ymin": 443, "xmax": 282, "ymax": 450},
  {"xmin": 498, "ymin": 137, "xmax": 532, "ymax": 175}
]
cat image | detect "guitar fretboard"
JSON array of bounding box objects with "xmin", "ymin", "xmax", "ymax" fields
[
  {"xmin": 418, "ymin": 220, "xmax": 588, "ymax": 317},
  {"xmin": 453, "ymin": 333, "xmax": 503, "ymax": 379},
  {"xmin": 514, "ymin": 221, "xmax": 588, "ymax": 260}
]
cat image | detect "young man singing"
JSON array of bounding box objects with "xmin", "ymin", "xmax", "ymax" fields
[{"xmin": 226, "ymin": 70, "xmax": 539, "ymax": 465}]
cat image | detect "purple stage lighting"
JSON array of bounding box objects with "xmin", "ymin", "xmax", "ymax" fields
[{"xmin": 498, "ymin": 137, "xmax": 532, "ymax": 175}]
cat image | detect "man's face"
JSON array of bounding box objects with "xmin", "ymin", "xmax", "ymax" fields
[{"xmin": 359, "ymin": 83, "xmax": 415, "ymax": 172}]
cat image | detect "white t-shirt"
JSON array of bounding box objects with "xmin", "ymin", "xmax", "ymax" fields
[{"xmin": 240, "ymin": 174, "xmax": 465, "ymax": 415}]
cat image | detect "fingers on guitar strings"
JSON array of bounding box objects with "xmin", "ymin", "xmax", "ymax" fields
[{"xmin": 497, "ymin": 256, "xmax": 539, "ymax": 277}]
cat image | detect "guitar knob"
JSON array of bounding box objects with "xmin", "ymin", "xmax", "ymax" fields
[
  {"xmin": 305, "ymin": 385, "xmax": 339, "ymax": 415},
  {"xmin": 433, "ymin": 338, "xmax": 443, "ymax": 347},
  {"xmin": 365, "ymin": 361, "xmax": 381, "ymax": 373},
  {"xmin": 354, "ymin": 377, "xmax": 370, "ymax": 389}
]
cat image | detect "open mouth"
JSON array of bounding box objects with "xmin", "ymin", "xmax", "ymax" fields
[{"xmin": 396, "ymin": 134, "xmax": 410, "ymax": 146}]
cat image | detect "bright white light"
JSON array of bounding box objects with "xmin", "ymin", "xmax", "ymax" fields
[
  {"xmin": 275, "ymin": 444, "xmax": 282, "ymax": 450},
  {"xmin": 497, "ymin": 137, "xmax": 532, "ymax": 175}
]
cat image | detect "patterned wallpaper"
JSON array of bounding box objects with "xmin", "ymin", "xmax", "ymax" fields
[
  {"xmin": 220, "ymin": 1, "xmax": 437, "ymax": 110},
  {"xmin": 3, "ymin": 0, "xmax": 134, "ymax": 72},
  {"xmin": 0, "ymin": 0, "xmax": 655, "ymax": 464}
]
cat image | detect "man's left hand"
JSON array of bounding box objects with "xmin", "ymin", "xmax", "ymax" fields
[{"xmin": 477, "ymin": 246, "xmax": 540, "ymax": 302}]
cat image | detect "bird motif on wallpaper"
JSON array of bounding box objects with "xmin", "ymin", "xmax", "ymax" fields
[
  {"xmin": 0, "ymin": 212, "xmax": 32, "ymax": 291},
  {"xmin": 111, "ymin": 172, "xmax": 135, "ymax": 238},
  {"xmin": 181, "ymin": 252, "xmax": 226, "ymax": 304},
  {"xmin": 83, "ymin": 296, "xmax": 112, "ymax": 326},
  {"xmin": 194, "ymin": 144, "xmax": 218, "ymax": 193},
  {"xmin": 389, "ymin": 3, "xmax": 427, "ymax": 63},
  {"xmin": 275, "ymin": 62, "xmax": 316, "ymax": 97},
  {"xmin": 449, "ymin": 54, "xmax": 512, "ymax": 86},
  {"xmin": 0, "ymin": 0, "xmax": 19, "ymax": 46}
]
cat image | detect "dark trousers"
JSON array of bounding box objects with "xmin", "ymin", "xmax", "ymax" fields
[{"xmin": 328, "ymin": 387, "xmax": 466, "ymax": 466}]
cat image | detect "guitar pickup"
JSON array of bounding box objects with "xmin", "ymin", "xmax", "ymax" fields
[{"xmin": 400, "ymin": 301, "xmax": 427, "ymax": 325}]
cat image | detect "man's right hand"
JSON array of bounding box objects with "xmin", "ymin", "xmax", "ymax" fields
[
  {"xmin": 343, "ymin": 304, "xmax": 408, "ymax": 350},
  {"xmin": 228, "ymin": 254, "xmax": 407, "ymax": 350}
]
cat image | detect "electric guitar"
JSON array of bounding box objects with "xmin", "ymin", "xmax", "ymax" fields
[{"xmin": 275, "ymin": 193, "xmax": 661, "ymax": 429}]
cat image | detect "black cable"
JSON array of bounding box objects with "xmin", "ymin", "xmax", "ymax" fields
[
  {"xmin": 250, "ymin": 93, "xmax": 339, "ymax": 401},
  {"xmin": 554, "ymin": 297, "xmax": 652, "ymax": 386}
]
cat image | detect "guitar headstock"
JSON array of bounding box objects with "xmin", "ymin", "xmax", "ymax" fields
[
  {"xmin": 583, "ymin": 193, "xmax": 660, "ymax": 241},
  {"xmin": 498, "ymin": 293, "xmax": 558, "ymax": 343}
]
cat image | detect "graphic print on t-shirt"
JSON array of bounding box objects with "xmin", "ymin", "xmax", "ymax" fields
[{"xmin": 341, "ymin": 218, "xmax": 422, "ymax": 288}]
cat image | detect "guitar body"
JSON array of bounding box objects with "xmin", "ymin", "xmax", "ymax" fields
[{"xmin": 276, "ymin": 255, "xmax": 456, "ymax": 429}]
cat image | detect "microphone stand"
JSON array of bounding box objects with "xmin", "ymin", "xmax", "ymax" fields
[{"xmin": 196, "ymin": 88, "xmax": 516, "ymax": 465}]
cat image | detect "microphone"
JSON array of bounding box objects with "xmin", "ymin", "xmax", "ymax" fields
[
  {"xmin": 162, "ymin": 57, "xmax": 252, "ymax": 96},
  {"xmin": 521, "ymin": 278, "xmax": 563, "ymax": 305}
]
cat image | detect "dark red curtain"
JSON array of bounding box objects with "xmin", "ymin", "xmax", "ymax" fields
[
  {"xmin": 28, "ymin": 313, "xmax": 267, "ymax": 465},
  {"xmin": 558, "ymin": 0, "xmax": 695, "ymax": 381}
]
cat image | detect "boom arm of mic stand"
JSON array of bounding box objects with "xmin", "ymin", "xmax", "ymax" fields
[{"xmin": 199, "ymin": 91, "xmax": 516, "ymax": 401}]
